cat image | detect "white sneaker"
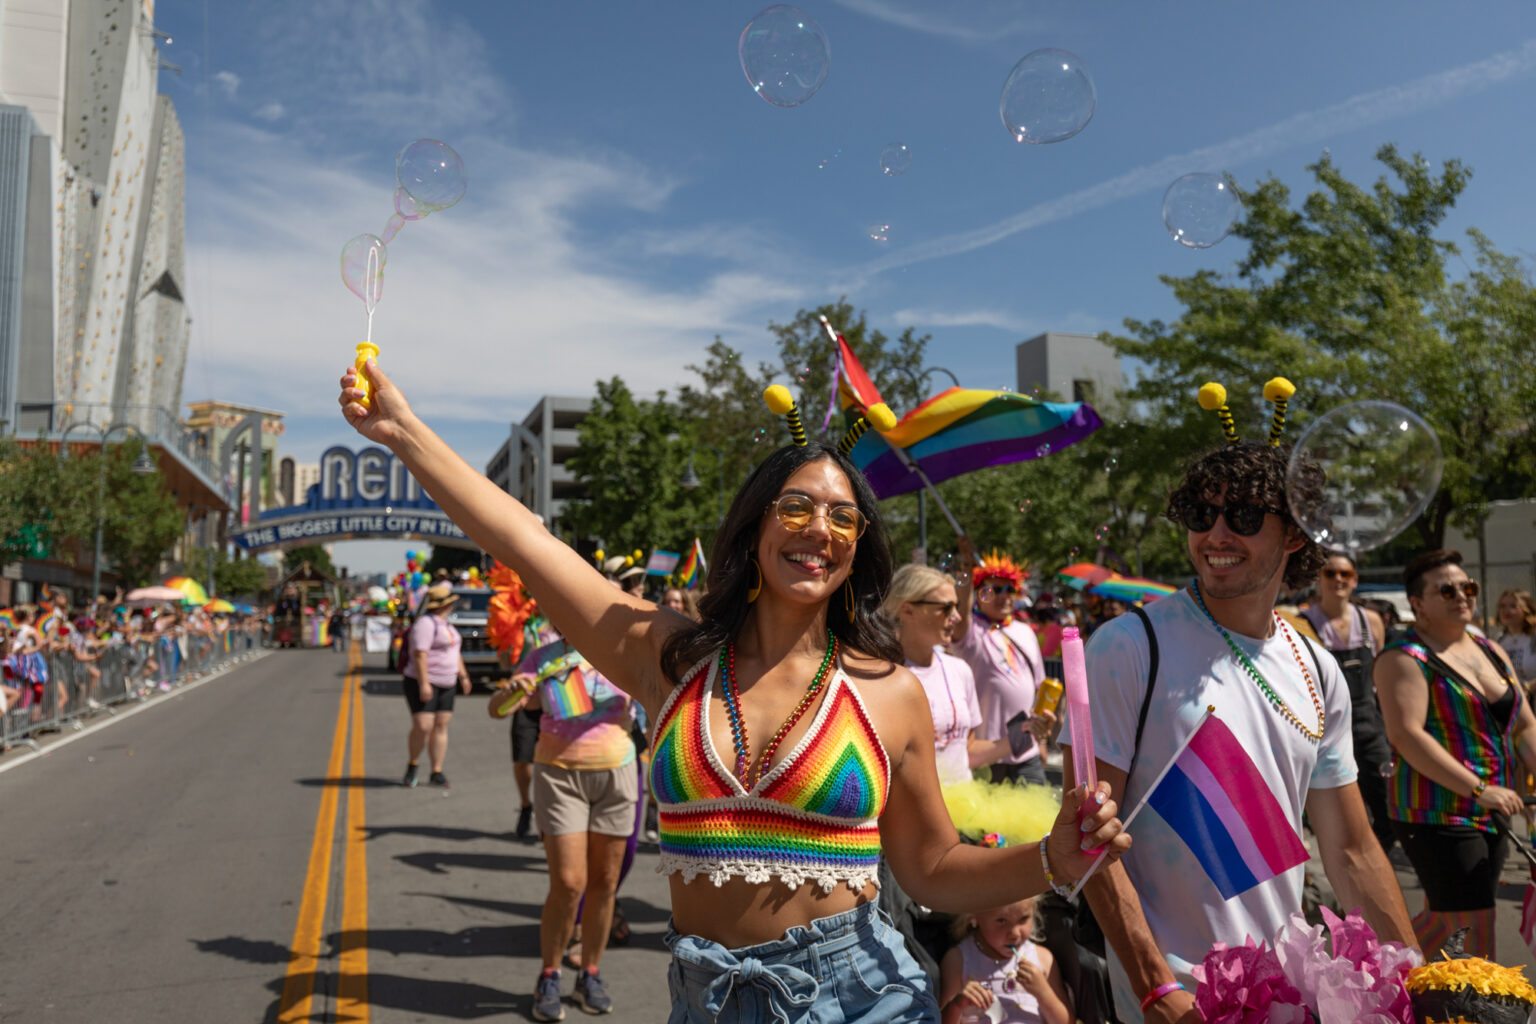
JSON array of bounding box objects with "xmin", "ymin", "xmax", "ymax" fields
[{"xmin": 87, "ymin": 698, "xmax": 102, "ymax": 709}]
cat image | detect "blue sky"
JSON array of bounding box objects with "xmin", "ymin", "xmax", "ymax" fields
[{"xmin": 154, "ymin": 1, "xmax": 1536, "ymax": 573}]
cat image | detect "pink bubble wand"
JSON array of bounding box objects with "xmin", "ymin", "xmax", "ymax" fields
[{"xmin": 1062, "ymin": 625, "xmax": 1101, "ymax": 853}]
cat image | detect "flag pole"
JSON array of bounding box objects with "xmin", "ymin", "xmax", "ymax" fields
[
  {"xmin": 1067, "ymin": 705, "xmax": 1217, "ymax": 899},
  {"xmin": 818, "ymin": 314, "xmax": 969, "ymax": 539}
]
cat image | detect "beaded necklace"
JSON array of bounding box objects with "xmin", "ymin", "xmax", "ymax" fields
[
  {"xmin": 720, "ymin": 630, "xmax": 840, "ymax": 788},
  {"xmin": 1190, "ymin": 579, "xmax": 1325, "ymax": 744}
]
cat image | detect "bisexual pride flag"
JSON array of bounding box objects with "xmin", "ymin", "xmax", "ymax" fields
[{"xmin": 1140, "ymin": 710, "xmax": 1309, "ymax": 900}]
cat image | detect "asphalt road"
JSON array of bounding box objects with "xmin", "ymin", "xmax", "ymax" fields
[
  {"xmin": 2, "ymin": 644, "xmax": 1533, "ymax": 1023},
  {"xmin": 0, "ymin": 644, "xmax": 677, "ymax": 1023}
]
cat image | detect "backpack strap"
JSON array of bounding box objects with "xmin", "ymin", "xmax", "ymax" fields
[{"xmin": 1129, "ymin": 606, "xmax": 1160, "ymax": 778}]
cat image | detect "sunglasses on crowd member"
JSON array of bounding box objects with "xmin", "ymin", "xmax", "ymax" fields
[
  {"xmin": 1436, "ymin": 580, "xmax": 1479, "ymax": 601},
  {"xmin": 978, "ymin": 584, "xmax": 1016, "ymax": 598},
  {"xmin": 1173, "ymin": 499, "xmax": 1286, "ymax": 537},
  {"xmin": 769, "ymin": 494, "xmax": 868, "ymax": 543},
  {"xmin": 911, "ymin": 599, "xmax": 959, "ymax": 617},
  {"xmin": 1321, "ymin": 567, "xmax": 1357, "ymax": 581}
]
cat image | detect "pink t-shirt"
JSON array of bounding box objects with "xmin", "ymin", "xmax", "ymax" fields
[
  {"xmin": 907, "ymin": 650, "xmax": 982, "ymax": 784},
  {"xmin": 403, "ymin": 613, "xmax": 462, "ymax": 687},
  {"xmin": 954, "ymin": 614, "xmax": 1044, "ymax": 764}
]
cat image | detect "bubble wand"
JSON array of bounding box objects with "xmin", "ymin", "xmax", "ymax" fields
[
  {"xmin": 1062, "ymin": 625, "xmax": 1102, "ymax": 854},
  {"xmin": 341, "ymin": 139, "xmax": 467, "ymax": 410}
]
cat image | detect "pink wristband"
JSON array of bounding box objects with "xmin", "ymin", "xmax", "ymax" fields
[{"xmin": 1140, "ymin": 981, "xmax": 1185, "ymax": 1013}]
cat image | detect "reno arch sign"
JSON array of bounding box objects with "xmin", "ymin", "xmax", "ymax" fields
[{"xmin": 229, "ymin": 445, "xmax": 474, "ymax": 552}]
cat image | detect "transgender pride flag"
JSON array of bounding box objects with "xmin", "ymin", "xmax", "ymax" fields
[{"xmin": 1138, "ymin": 709, "xmax": 1310, "ymax": 900}]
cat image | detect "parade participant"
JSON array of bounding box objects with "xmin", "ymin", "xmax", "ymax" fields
[
  {"xmin": 1376, "ymin": 550, "xmax": 1536, "ymax": 959},
  {"xmin": 953, "ymin": 542, "xmax": 1048, "ymax": 784},
  {"xmin": 401, "ymin": 582, "xmax": 472, "ymax": 788},
  {"xmin": 1494, "ymin": 588, "xmax": 1536, "ymax": 691},
  {"xmin": 340, "ymin": 363, "xmax": 1127, "ymax": 1023},
  {"xmin": 662, "ymin": 587, "xmax": 700, "ymax": 622},
  {"xmin": 1303, "ymin": 552, "xmax": 1396, "ymax": 852},
  {"xmin": 882, "ymin": 564, "xmax": 1006, "ymax": 784},
  {"xmin": 489, "ymin": 628, "xmax": 637, "ymax": 1019},
  {"xmin": 1062, "ymin": 381, "xmax": 1416, "ymax": 1023},
  {"xmin": 939, "ymin": 897, "xmax": 1071, "ymax": 1024}
]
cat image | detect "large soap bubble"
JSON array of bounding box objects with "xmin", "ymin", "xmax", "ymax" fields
[
  {"xmin": 739, "ymin": 5, "xmax": 830, "ymax": 108},
  {"xmin": 340, "ymin": 233, "xmax": 387, "ymax": 314},
  {"xmin": 879, "ymin": 142, "xmax": 911, "ymax": 176},
  {"xmin": 1163, "ymin": 173, "xmax": 1241, "ymax": 248},
  {"xmin": 396, "ymin": 139, "xmax": 467, "ymax": 213},
  {"xmin": 1285, "ymin": 401, "xmax": 1443, "ymax": 554},
  {"xmin": 1000, "ymin": 49, "xmax": 1095, "ymax": 144}
]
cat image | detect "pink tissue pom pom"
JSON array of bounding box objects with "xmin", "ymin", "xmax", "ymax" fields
[{"xmin": 1192, "ymin": 936, "xmax": 1309, "ymax": 1024}]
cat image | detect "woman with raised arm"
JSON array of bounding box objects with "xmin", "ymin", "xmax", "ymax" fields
[{"xmin": 340, "ymin": 363, "xmax": 1128, "ymax": 1022}]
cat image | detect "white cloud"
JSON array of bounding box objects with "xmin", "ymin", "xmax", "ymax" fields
[
  {"xmin": 180, "ymin": 126, "xmax": 810, "ymax": 467},
  {"xmin": 832, "ymin": 0, "xmax": 1045, "ymax": 44},
  {"xmin": 253, "ymin": 102, "xmax": 285, "ymax": 122},
  {"xmin": 842, "ymin": 36, "xmax": 1536, "ymax": 284},
  {"xmin": 214, "ymin": 70, "xmax": 240, "ymax": 97}
]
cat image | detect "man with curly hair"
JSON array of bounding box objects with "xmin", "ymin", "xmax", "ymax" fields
[{"xmin": 1061, "ymin": 441, "xmax": 1417, "ymax": 1023}]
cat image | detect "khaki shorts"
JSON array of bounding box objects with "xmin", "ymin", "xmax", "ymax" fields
[{"xmin": 532, "ymin": 762, "xmax": 638, "ymax": 837}]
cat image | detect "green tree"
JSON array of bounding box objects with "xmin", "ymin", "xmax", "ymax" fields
[
  {"xmin": 94, "ymin": 438, "xmax": 186, "ymax": 588},
  {"xmin": 184, "ymin": 547, "xmax": 269, "ymax": 598},
  {"xmin": 1108, "ymin": 145, "xmax": 1536, "ymax": 553},
  {"xmin": 564, "ymin": 377, "xmax": 712, "ymax": 557},
  {"xmin": 282, "ymin": 543, "xmax": 337, "ymax": 579}
]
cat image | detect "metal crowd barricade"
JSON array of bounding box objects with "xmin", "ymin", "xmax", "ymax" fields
[{"xmin": 0, "ymin": 626, "xmax": 263, "ymax": 752}]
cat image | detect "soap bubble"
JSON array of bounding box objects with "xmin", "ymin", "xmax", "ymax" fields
[
  {"xmin": 739, "ymin": 5, "xmax": 830, "ymax": 108},
  {"xmin": 1285, "ymin": 401, "xmax": 1443, "ymax": 554},
  {"xmin": 752, "ymin": 427, "xmax": 769, "ymax": 444},
  {"xmin": 816, "ymin": 147, "xmax": 842, "ymax": 170},
  {"xmin": 795, "ymin": 365, "xmax": 811, "ymax": 382},
  {"xmin": 1163, "ymin": 173, "xmax": 1241, "ymax": 249},
  {"xmin": 1034, "ymin": 443, "xmax": 1052, "ymax": 458},
  {"xmin": 396, "ymin": 139, "xmax": 466, "ymax": 214},
  {"xmin": 1000, "ymin": 49, "xmax": 1095, "ymax": 144},
  {"xmin": 1103, "ymin": 457, "xmax": 1118, "ymax": 473},
  {"xmin": 340, "ymin": 233, "xmax": 387, "ymax": 313},
  {"xmin": 866, "ymin": 222, "xmax": 891, "ymax": 243},
  {"xmin": 1018, "ymin": 499, "xmax": 1032, "ymax": 515},
  {"xmin": 879, "ymin": 143, "xmax": 911, "ymax": 176}
]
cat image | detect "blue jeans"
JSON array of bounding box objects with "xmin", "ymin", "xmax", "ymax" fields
[{"xmin": 665, "ymin": 902, "xmax": 940, "ymax": 1023}]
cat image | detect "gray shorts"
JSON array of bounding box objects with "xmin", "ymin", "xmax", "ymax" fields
[{"xmin": 532, "ymin": 761, "xmax": 638, "ymax": 837}]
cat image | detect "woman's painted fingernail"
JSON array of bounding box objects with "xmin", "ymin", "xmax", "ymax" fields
[{"xmin": 1095, "ymin": 791, "xmax": 1107, "ymax": 805}]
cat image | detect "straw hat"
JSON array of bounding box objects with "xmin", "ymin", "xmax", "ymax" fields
[{"xmin": 422, "ymin": 582, "xmax": 459, "ymax": 613}]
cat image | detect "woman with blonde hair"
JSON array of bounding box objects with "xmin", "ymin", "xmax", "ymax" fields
[
  {"xmin": 1495, "ymin": 588, "xmax": 1536, "ymax": 691},
  {"xmin": 882, "ymin": 564, "xmax": 1009, "ymax": 784}
]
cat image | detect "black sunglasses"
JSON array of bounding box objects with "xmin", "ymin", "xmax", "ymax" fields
[
  {"xmin": 1437, "ymin": 580, "xmax": 1479, "ymax": 601},
  {"xmin": 911, "ymin": 599, "xmax": 959, "ymax": 616},
  {"xmin": 1174, "ymin": 500, "xmax": 1286, "ymax": 537}
]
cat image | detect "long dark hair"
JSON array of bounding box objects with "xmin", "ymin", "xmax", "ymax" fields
[{"xmin": 660, "ymin": 441, "xmax": 902, "ymax": 684}]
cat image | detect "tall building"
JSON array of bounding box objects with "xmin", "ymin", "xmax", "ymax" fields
[
  {"xmin": 1015, "ymin": 331, "xmax": 1123, "ymax": 407},
  {"xmin": 1, "ymin": 0, "xmax": 191, "ymax": 436},
  {"xmin": 485, "ymin": 396, "xmax": 590, "ymax": 534}
]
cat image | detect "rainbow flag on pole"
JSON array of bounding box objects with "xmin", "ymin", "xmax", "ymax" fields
[
  {"xmin": 675, "ymin": 538, "xmax": 706, "ymax": 590},
  {"xmin": 1139, "ymin": 709, "xmax": 1309, "ymax": 900}
]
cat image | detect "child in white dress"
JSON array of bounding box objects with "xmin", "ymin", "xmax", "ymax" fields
[{"xmin": 939, "ymin": 896, "xmax": 1071, "ymax": 1024}]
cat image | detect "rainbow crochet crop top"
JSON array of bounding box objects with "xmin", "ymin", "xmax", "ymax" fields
[{"xmin": 649, "ymin": 652, "xmax": 890, "ymax": 893}]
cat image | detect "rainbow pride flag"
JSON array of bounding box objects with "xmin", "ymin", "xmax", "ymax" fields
[
  {"xmin": 829, "ymin": 329, "xmax": 1099, "ymax": 498},
  {"xmin": 675, "ymin": 538, "xmax": 706, "ymax": 590},
  {"xmin": 1141, "ymin": 710, "xmax": 1309, "ymax": 899},
  {"xmin": 542, "ymin": 665, "xmax": 595, "ymax": 719}
]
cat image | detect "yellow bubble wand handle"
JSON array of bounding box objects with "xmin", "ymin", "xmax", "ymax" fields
[{"xmin": 354, "ymin": 342, "xmax": 379, "ymax": 411}]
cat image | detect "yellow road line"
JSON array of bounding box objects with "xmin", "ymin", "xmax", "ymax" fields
[
  {"xmin": 276, "ymin": 645, "xmax": 355, "ymax": 1023},
  {"xmin": 337, "ymin": 641, "xmax": 370, "ymax": 1020}
]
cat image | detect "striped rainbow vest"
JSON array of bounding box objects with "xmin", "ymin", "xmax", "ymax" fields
[{"xmin": 649, "ymin": 653, "xmax": 889, "ymax": 893}]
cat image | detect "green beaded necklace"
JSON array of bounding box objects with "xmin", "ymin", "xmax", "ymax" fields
[{"xmin": 1190, "ymin": 579, "xmax": 1325, "ymax": 744}]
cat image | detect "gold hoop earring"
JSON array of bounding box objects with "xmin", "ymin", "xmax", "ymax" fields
[
  {"xmin": 747, "ymin": 558, "xmax": 762, "ymax": 603},
  {"xmin": 844, "ymin": 579, "xmax": 856, "ymax": 624}
]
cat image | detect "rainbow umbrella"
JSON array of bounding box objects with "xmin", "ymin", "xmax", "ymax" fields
[
  {"xmin": 1087, "ymin": 576, "xmax": 1177, "ymax": 603},
  {"xmin": 203, "ymin": 598, "xmax": 236, "ymax": 614},
  {"xmin": 162, "ymin": 576, "xmax": 209, "ymax": 606},
  {"xmin": 1055, "ymin": 562, "xmax": 1117, "ymax": 590}
]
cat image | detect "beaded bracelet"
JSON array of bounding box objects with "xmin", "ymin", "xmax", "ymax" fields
[
  {"xmin": 1039, "ymin": 833, "xmax": 1072, "ymax": 898},
  {"xmin": 1140, "ymin": 981, "xmax": 1186, "ymax": 1013}
]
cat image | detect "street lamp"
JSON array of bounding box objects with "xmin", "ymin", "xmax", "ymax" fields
[
  {"xmin": 890, "ymin": 365, "xmax": 960, "ymax": 561},
  {"xmin": 61, "ymin": 421, "xmax": 158, "ymax": 602},
  {"xmin": 680, "ymin": 445, "xmax": 726, "ymax": 526}
]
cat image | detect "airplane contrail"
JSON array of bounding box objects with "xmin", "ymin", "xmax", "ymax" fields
[{"xmin": 841, "ymin": 37, "xmax": 1536, "ymax": 285}]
